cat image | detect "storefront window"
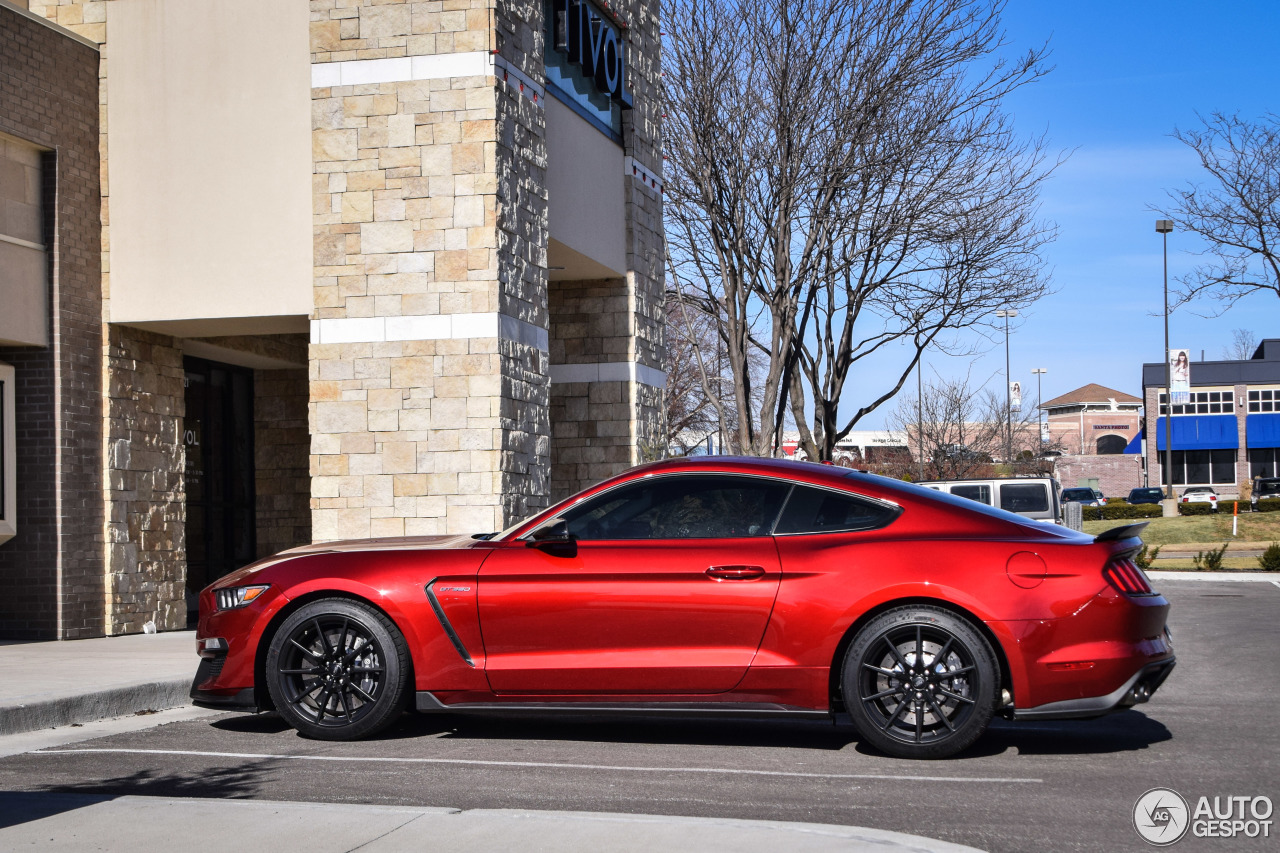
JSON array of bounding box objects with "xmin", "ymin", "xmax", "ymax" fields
[
  {"xmin": 1160, "ymin": 449, "xmax": 1239, "ymax": 487},
  {"xmin": 1250, "ymin": 448, "xmax": 1280, "ymax": 478}
]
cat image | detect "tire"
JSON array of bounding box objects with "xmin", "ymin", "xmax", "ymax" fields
[
  {"xmin": 265, "ymin": 598, "xmax": 411, "ymax": 740},
  {"xmin": 841, "ymin": 606, "xmax": 998, "ymax": 759}
]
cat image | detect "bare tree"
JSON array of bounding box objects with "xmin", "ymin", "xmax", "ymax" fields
[
  {"xmin": 662, "ymin": 291, "xmax": 773, "ymax": 455},
  {"xmin": 886, "ymin": 372, "xmax": 1054, "ymax": 480},
  {"xmin": 1162, "ymin": 112, "xmax": 1280, "ymax": 312},
  {"xmin": 663, "ymin": 0, "xmax": 1056, "ymax": 461},
  {"xmin": 1224, "ymin": 328, "xmax": 1258, "ymax": 360},
  {"xmin": 662, "ymin": 296, "xmax": 719, "ymax": 454}
]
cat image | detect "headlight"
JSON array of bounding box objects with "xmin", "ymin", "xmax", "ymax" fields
[{"xmin": 214, "ymin": 584, "xmax": 270, "ymax": 611}]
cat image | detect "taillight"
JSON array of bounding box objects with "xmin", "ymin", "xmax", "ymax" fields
[{"xmin": 1104, "ymin": 558, "xmax": 1154, "ymax": 596}]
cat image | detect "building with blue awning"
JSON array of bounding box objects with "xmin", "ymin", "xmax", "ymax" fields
[{"xmin": 1141, "ymin": 339, "xmax": 1280, "ymax": 494}]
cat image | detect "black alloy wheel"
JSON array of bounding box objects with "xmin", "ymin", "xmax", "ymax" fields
[
  {"xmin": 842, "ymin": 606, "xmax": 998, "ymax": 759},
  {"xmin": 265, "ymin": 598, "xmax": 410, "ymax": 740}
]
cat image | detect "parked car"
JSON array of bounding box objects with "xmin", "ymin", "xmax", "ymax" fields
[
  {"xmin": 1181, "ymin": 486, "xmax": 1219, "ymax": 511},
  {"xmin": 1128, "ymin": 487, "xmax": 1166, "ymax": 505},
  {"xmin": 916, "ymin": 477, "xmax": 1061, "ymax": 523},
  {"xmin": 1256, "ymin": 478, "xmax": 1280, "ymax": 499},
  {"xmin": 1061, "ymin": 487, "xmax": 1107, "ymax": 507},
  {"xmin": 192, "ymin": 459, "xmax": 1174, "ymax": 759}
]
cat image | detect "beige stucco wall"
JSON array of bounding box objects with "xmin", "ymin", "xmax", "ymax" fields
[
  {"xmin": 545, "ymin": 97, "xmax": 625, "ymax": 279},
  {"xmin": 105, "ymin": 0, "xmax": 313, "ymax": 330}
]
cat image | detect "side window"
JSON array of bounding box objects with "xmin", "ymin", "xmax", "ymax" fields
[
  {"xmin": 949, "ymin": 484, "xmax": 992, "ymax": 505},
  {"xmin": 562, "ymin": 476, "xmax": 789, "ymax": 540},
  {"xmin": 774, "ymin": 485, "xmax": 899, "ymax": 535},
  {"xmin": 1000, "ymin": 484, "xmax": 1049, "ymax": 513}
]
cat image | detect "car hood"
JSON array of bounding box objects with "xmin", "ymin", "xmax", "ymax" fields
[{"xmin": 274, "ymin": 534, "xmax": 485, "ymax": 556}]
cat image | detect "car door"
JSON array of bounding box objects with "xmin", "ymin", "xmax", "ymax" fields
[{"xmin": 477, "ymin": 474, "xmax": 789, "ymax": 695}]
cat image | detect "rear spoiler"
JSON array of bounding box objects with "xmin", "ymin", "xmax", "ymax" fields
[{"xmin": 1094, "ymin": 522, "xmax": 1149, "ymax": 543}]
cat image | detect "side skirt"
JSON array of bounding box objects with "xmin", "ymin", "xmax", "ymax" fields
[{"xmin": 415, "ymin": 691, "xmax": 831, "ymax": 720}]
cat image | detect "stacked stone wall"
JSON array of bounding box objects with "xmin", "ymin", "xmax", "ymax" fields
[
  {"xmin": 104, "ymin": 326, "xmax": 185, "ymax": 635},
  {"xmin": 255, "ymin": 368, "xmax": 313, "ymax": 556},
  {"xmin": 619, "ymin": 0, "xmax": 665, "ymax": 456},
  {"xmin": 494, "ymin": 0, "xmax": 551, "ymax": 522},
  {"xmin": 309, "ymin": 0, "xmax": 553, "ymax": 538},
  {"xmin": 549, "ymin": 279, "xmax": 632, "ymax": 499},
  {"xmin": 0, "ymin": 5, "xmax": 103, "ymax": 639}
]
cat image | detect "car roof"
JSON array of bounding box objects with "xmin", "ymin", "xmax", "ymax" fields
[{"xmin": 511, "ymin": 456, "xmax": 1085, "ymax": 543}]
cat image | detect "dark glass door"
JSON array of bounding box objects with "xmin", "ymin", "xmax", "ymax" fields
[{"xmin": 184, "ymin": 357, "xmax": 256, "ymax": 624}]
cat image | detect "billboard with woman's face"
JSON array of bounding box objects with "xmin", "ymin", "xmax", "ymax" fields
[{"xmin": 1169, "ymin": 348, "xmax": 1191, "ymax": 404}]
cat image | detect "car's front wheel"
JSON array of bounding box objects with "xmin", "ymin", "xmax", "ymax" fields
[
  {"xmin": 265, "ymin": 598, "xmax": 410, "ymax": 740},
  {"xmin": 841, "ymin": 606, "xmax": 998, "ymax": 759}
]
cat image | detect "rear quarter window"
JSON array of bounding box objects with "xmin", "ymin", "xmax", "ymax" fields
[
  {"xmin": 1001, "ymin": 483, "xmax": 1050, "ymax": 513},
  {"xmin": 774, "ymin": 485, "xmax": 899, "ymax": 534}
]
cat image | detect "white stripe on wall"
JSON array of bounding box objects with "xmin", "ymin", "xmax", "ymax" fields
[
  {"xmin": 550, "ymin": 362, "xmax": 666, "ymax": 389},
  {"xmin": 310, "ymin": 313, "xmax": 549, "ymax": 351},
  {"xmin": 311, "ymin": 52, "xmax": 493, "ymax": 89}
]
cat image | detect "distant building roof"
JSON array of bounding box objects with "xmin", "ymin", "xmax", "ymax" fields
[
  {"xmin": 1142, "ymin": 338, "xmax": 1280, "ymax": 387},
  {"xmin": 1041, "ymin": 384, "xmax": 1142, "ymax": 409}
]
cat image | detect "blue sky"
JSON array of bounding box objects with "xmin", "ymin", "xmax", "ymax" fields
[{"xmin": 863, "ymin": 1, "xmax": 1280, "ymax": 426}]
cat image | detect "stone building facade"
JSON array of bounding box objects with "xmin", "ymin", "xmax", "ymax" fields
[
  {"xmin": 1041, "ymin": 384, "xmax": 1144, "ymax": 497},
  {"xmin": 0, "ymin": 0, "xmax": 663, "ymax": 639}
]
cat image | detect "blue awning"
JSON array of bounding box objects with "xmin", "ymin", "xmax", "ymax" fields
[
  {"xmin": 1123, "ymin": 429, "xmax": 1143, "ymax": 454},
  {"xmin": 1247, "ymin": 414, "xmax": 1280, "ymax": 449},
  {"xmin": 1154, "ymin": 415, "xmax": 1239, "ymax": 451}
]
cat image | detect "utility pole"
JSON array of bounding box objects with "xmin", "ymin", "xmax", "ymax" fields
[
  {"xmin": 1157, "ymin": 220, "xmax": 1174, "ymax": 499},
  {"xmin": 996, "ymin": 310, "xmax": 1018, "ymax": 466}
]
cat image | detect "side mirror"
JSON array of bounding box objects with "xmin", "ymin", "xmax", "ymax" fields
[{"xmin": 528, "ymin": 518, "xmax": 572, "ymax": 544}]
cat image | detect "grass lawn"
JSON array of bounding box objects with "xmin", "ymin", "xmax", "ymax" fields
[{"xmin": 1081, "ymin": 512, "xmax": 1280, "ymax": 547}]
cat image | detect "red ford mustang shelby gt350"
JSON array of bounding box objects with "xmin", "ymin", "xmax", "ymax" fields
[{"xmin": 192, "ymin": 457, "xmax": 1175, "ymax": 759}]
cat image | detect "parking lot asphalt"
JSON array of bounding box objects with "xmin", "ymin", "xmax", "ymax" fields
[{"xmin": 1, "ymin": 579, "xmax": 1276, "ymax": 853}]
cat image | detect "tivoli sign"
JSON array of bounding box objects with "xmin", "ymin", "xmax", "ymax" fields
[{"xmin": 550, "ymin": 0, "xmax": 634, "ymax": 109}]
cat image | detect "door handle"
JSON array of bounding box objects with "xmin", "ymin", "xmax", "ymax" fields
[{"xmin": 706, "ymin": 565, "xmax": 766, "ymax": 581}]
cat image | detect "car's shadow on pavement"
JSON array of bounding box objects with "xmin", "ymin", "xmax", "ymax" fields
[
  {"xmin": 961, "ymin": 710, "xmax": 1172, "ymax": 757},
  {"xmin": 220, "ymin": 707, "xmax": 1170, "ymax": 758}
]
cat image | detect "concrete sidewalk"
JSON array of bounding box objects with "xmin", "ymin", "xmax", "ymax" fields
[
  {"xmin": 0, "ymin": 794, "xmax": 985, "ymax": 853},
  {"xmin": 0, "ymin": 630, "xmax": 195, "ymax": 735}
]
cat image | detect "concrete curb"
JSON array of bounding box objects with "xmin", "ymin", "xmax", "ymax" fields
[
  {"xmin": 0, "ymin": 795, "xmax": 987, "ymax": 853},
  {"xmin": 0, "ymin": 679, "xmax": 190, "ymax": 736},
  {"xmin": 1147, "ymin": 570, "xmax": 1280, "ymax": 583}
]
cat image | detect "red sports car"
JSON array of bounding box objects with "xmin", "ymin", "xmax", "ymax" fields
[{"xmin": 192, "ymin": 457, "xmax": 1175, "ymax": 759}]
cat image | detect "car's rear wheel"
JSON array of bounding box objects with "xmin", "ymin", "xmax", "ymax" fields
[
  {"xmin": 265, "ymin": 598, "xmax": 410, "ymax": 740},
  {"xmin": 841, "ymin": 606, "xmax": 998, "ymax": 759}
]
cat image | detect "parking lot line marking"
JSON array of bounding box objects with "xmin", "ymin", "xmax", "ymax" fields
[{"xmin": 35, "ymin": 747, "xmax": 1042, "ymax": 784}]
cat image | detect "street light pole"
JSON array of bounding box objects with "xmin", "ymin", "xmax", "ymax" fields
[
  {"xmin": 1031, "ymin": 368, "xmax": 1047, "ymax": 452},
  {"xmin": 996, "ymin": 309, "xmax": 1018, "ymax": 465},
  {"xmin": 1157, "ymin": 220, "xmax": 1174, "ymax": 499},
  {"xmin": 916, "ymin": 357, "xmax": 924, "ymax": 480}
]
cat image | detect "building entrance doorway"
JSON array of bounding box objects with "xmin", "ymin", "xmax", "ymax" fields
[{"xmin": 183, "ymin": 357, "xmax": 256, "ymax": 624}]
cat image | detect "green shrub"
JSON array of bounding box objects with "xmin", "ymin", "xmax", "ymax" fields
[
  {"xmin": 1258, "ymin": 543, "xmax": 1280, "ymax": 571},
  {"xmin": 1255, "ymin": 498, "xmax": 1280, "ymax": 513},
  {"xmin": 1082, "ymin": 503, "xmax": 1164, "ymax": 521},
  {"xmin": 1177, "ymin": 502, "xmax": 1216, "ymax": 516},
  {"xmin": 1134, "ymin": 544, "xmax": 1161, "ymax": 570},
  {"xmin": 1193, "ymin": 543, "xmax": 1228, "ymax": 571}
]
